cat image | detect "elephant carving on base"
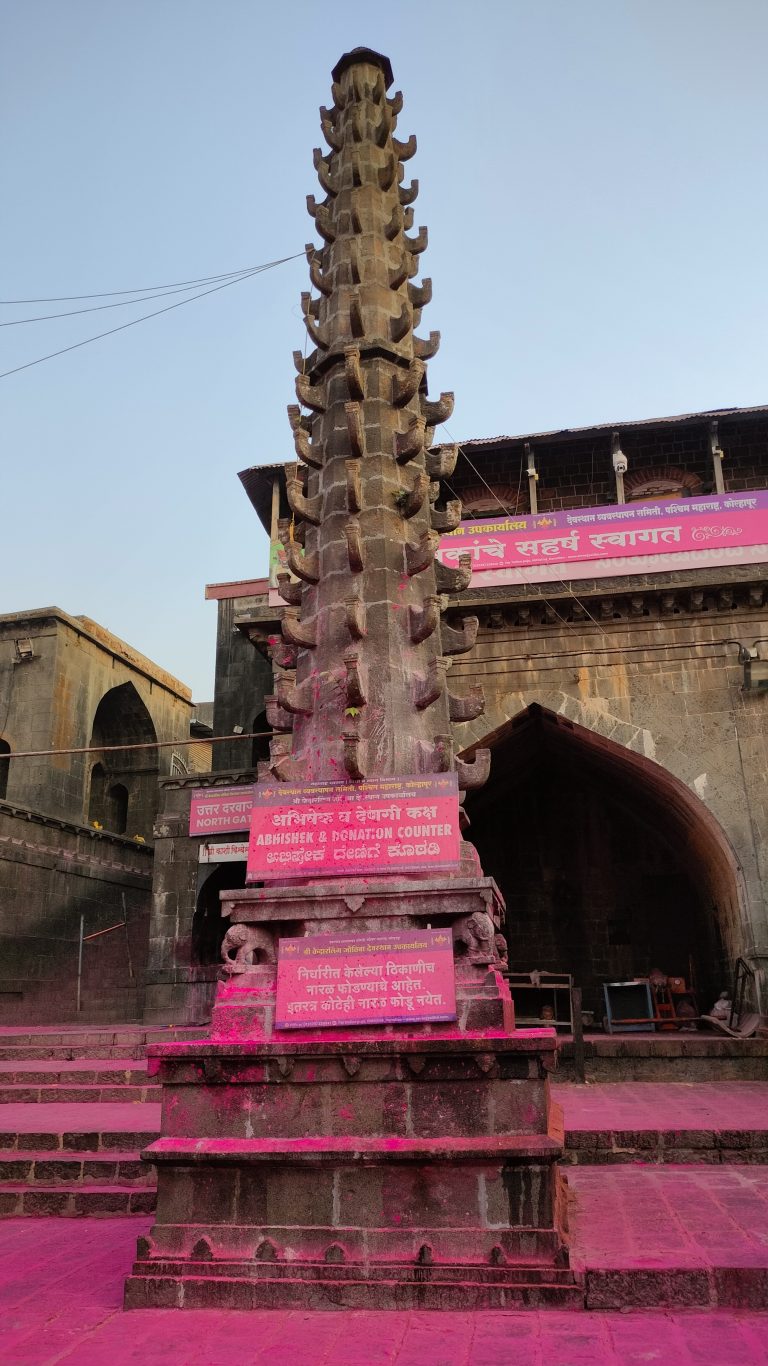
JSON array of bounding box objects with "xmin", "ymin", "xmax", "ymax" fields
[
  {"xmin": 452, "ymin": 910, "xmax": 501, "ymax": 967},
  {"xmin": 220, "ymin": 924, "xmax": 276, "ymax": 974}
]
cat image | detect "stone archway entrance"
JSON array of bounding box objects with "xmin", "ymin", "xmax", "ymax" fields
[
  {"xmin": 462, "ymin": 703, "xmax": 746, "ymax": 1017},
  {"xmin": 192, "ymin": 862, "xmax": 247, "ymax": 968},
  {"xmin": 87, "ymin": 682, "xmax": 158, "ymax": 839}
]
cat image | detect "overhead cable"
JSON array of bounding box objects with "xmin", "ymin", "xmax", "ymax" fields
[
  {"xmin": 0, "ymin": 253, "xmax": 304, "ymax": 381},
  {"xmin": 0, "ymin": 271, "xmax": 260, "ymax": 327},
  {"xmin": 441, "ymin": 423, "xmax": 611, "ymax": 639},
  {"xmin": 0, "ymin": 264, "xmax": 268, "ymax": 305}
]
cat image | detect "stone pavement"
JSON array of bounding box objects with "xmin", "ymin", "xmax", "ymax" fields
[
  {"xmin": 552, "ymin": 1081, "xmax": 768, "ymax": 1163},
  {"xmin": 1, "ymin": 1218, "xmax": 768, "ymax": 1364},
  {"xmin": 554, "ymin": 1082, "xmax": 768, "ymax": 1130},
  {"xmin": 566, "ymin": 1165, "xmax": 768, "ymax": 1307}
]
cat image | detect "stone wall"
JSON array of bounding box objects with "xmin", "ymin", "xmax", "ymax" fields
[
  {"xmin": 0, "ymin": 608, "xmax": 196, "ymax": 1023},
  {"xmin": 0, "ymin": 800, "xmax": 152, "ymax": 1023},
  {"xmin": 211, "ymin": 596, "xmax": 274, "ymax": 773},
  {"xmin": 0, "ymin": 609, "xmax": 193, "ymax": 830}
]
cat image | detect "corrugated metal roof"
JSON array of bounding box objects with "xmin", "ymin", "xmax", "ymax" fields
[
  {"xmin": 236, "ymin": 403, "xmax": 768, "ymax": 530},
  {"xmin": 238, "ymin": 463, "xmax": 292, "ymax": 533},
  {"xmin": 458, "ymin": 404, "xmax": 768, "ymax": 450}
]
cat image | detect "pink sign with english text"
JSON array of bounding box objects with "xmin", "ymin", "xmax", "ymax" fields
[
  {"xmin": 275, "ymin": 929, "xmax": 457, "ymax": 1029},
  {"xmin": 189, "ymin": 785, "xmax": 254, "ymax": 836},
  {"xmin": 247, "ymin": 774, "xmax": 460, "ymax": 882}
]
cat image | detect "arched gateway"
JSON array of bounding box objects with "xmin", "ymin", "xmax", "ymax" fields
[
  {"xmin": 462, "ymin": 703, "xmax": 748, "ymax": 1014},
  {"xmin": 87, "ymin": 682, "xmax": 159, "ymax": 838}
]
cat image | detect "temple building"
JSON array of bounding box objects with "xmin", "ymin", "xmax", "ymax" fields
[
  {"xmin": 146, "ymin": 402, "xmax": 768, "ymax": 1026},
  {"xmin": 0, "ymin": 608, "xmax": 210, "ymax": 1022}
]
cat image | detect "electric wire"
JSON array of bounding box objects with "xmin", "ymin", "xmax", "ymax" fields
[
  {"xmin": 0, "ymin": 253, "xmax": 304, "ymax": 380},
  {"xmin": 0, "ymin": 730, "xmax": 275, "ymax": 761},
  {"xmin": 0, "ymin": 270, "xmax": 260, "ymax": 327},
  {"xmin": 0, "ymin": 629, "xmax": 749, "ymax": 761},
  {"xmin": 0, "ymin": 265, "xmax": 266, "ymax": 305},
  {"xmin": 441, "ymin": 423, "xmax": 611, "ymax": 638},
  {"xmin": 441, "ymin": 470, "xmax": 578, "ymax": 637}
]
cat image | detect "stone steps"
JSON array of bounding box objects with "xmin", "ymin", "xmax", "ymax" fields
[
  {"xmin": 0, "ymin": 1026, "xmax": 204, "ymax": 1064},
  {"xmin": 0, "ymin": 1150, "xmax": 155, "ymax": 1186},
  {"xmin": 0, "ymin": 1101, "xmax": 160, "ymax": 1154},
  {"xmin": 0, "ymin": 1045, "xmax": 149, "ymax": 1061},
  {"xmin": 557, "ymin": 1034, "xmax": 768, "ymax": 1083},
  {"xmin": 0, "ymin": 1184, "xmax": 155, "ymax": 1216},
  {"xmin": 554, "ymin": 1081, "xmax": 768, "ymax": 1164},
  {"xmin": 124, "ymin": 1263, "xmax": 585, "ymax": 1311},
  {"xmin": 0, "ymin": 1084, "xmax": 160, "ymax": 1103},
  {"xmin": 566, "ymin": 1164, "xmax": 768, "ymax": 1309},
  {"xmin": 0, "ymin": 1043, "xmax": 161, "ymax": 1216},
  {"xmin": 0, "ymin": 1060, "xmax": 152, "ymax": 1085},
  {"xmin": 563, "ymin": 1127, "xmax": 768, "ymax": 1164}
]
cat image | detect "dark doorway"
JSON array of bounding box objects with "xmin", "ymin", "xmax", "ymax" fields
[
  {"xmin": 251, "ymin": 710, "xmax": 270, "ymax": 768},
  {"xmin": 88, "ymin": 763, "xmax": 107, "ymax": 825},
  {"xmin": 462, "ymin": 704, "xmax": 741, "ymax": 1016},
  {"xmin": 0, "ymin": 739, "xmax": 10, "ymax": 801},
  {"xmin": 192, "ymin": 862, "xmax": 248, "ymax": 966},
  {"xmin": 106, "ymin": 783, "xmax": 129, "ymax": 835}
]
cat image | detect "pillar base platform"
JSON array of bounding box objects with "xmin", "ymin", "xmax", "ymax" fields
[{"xmin": 124, "ymin": 1030, "xmax": 576, "ymax": 1311}]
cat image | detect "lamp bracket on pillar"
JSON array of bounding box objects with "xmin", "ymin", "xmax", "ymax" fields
[
  {"xmin": 611, "ymin": 431, "xmax": 627, "ymax": 504},
  {"xmin": 525, "ymin": 442, "xmax": 538, "ymax": 515},
  {"xmin": 710, "ymin": 420, "xmax": 725, "ymax": 494}
]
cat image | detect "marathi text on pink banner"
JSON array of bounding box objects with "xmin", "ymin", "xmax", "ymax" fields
[
  {"xmin": 189, "ymin": 785, "xmax": 254, "ymax": 837},
  {"xmin": 270, "ymin": 490, "xmax": 768, "ymax": 601},
  {"xmin": 275, "ymin": 929, "xmax": 457, "ymax": 1029},
  {"xmin": 247, "ymin": 774, "xmax": 460, "ymax": 882},
  {"xmin": 436, "ymin": 490, "xmax": 768, "ymax": 583}
]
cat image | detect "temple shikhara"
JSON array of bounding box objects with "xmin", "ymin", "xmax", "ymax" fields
[{"xmin": 124, "ymin": 46, "xmax": 574, "ymax": 1310}]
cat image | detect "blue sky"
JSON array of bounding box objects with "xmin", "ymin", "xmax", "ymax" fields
[{"xmin": 2, "ymin": 0, "xmax": 766, "ymax": 699}]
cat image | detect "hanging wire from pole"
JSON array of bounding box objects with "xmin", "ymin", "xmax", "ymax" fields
[{"xmin": 0, "ymin": 252, "xmax": 304, "ymax": 381}]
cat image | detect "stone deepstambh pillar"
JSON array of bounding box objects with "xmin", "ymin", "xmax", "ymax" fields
[{"xmin": 125, "ymin": 48, "xmax": 574, "ymax": 1311}]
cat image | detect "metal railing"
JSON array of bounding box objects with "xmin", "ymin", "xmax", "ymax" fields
[{"xmin": 75, "ymin": 894, "xmax": 134, "ymax": 1013}]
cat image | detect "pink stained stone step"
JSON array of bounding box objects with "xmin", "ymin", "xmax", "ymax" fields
[
  {"xmin": 0, "ymin": 1024, "xmax": 204, "ymax": 1040},
  {"xmin": 0, "ymin": 1101, "xmax": 161, "ymax": 1135},
  {"xmin": 0, "ymin": 1085, "xmax": 160, "ymax": 1104},
  {"xmin": 552, "ymin": 1081, "xmax": 768, "ymax": 1131},
  {"xmin": 566, "ymin": 1163, "xmax": 768, "ymax": 1307},
  {"xmin": 0, "ymin": 1045, "xmax": 151, "ymax": 1061},
  {"xmin": 0, "ymin": 1186, "xmax": 156, "ymax": 1216},
  {"xmin": 0, "ymin": 1150, "xmax": 155, "ymax": 1181},
  {"xmin": 0, "ymin": 1057, "xmax": 150, "ymax": 1076},
  {"xmin": 2, "ymin": 1218, "xmax": 768, "ymax": 1357},
  {"xmin": 148, "ymin": 1132, "xmax": 563, "ymax": 1162},
  {"xmin": 552, "ymin": 1081, "xmax": 768, "ymax": 1162}
]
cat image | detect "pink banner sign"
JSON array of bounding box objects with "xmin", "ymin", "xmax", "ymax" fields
[
  {"xmin": 189, "ymin": 785, "xmax": 254, "ymax": 837},
  {"xmin": 247, "ymin": 774, "xmax": 460, "ymax": 882},
  {"xmin": 436, "ymin": 490, "xmax": 768, "ymax": 586},
  {"xmin": 275, "ymin": 929, "xmax": 457, "ymax": 1029}
]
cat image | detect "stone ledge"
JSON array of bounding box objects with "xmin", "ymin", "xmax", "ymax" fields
[
  {"xmin": 147, "ymin": 1028, "xmax": 557, "ymax": 1062},
  {"xmin": 0, "ymin": 800, "xmax": 154, "ymax": 859},
  {"xmin": 146, "ymin": 1133, "xmax": 563, "ymax": 1164},
  {"xmin": 124, "ymin": 1270, "xmax": 583, "ymax": 1310}
]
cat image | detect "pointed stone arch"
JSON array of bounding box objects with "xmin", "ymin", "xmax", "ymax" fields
[
  {"xmin": 87, "ymin": 682, "xmax": 158, "ymax": 838},
  {"xmin": 461, "ymin": 701, "xmax": 749, "ymax": 1014}
]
